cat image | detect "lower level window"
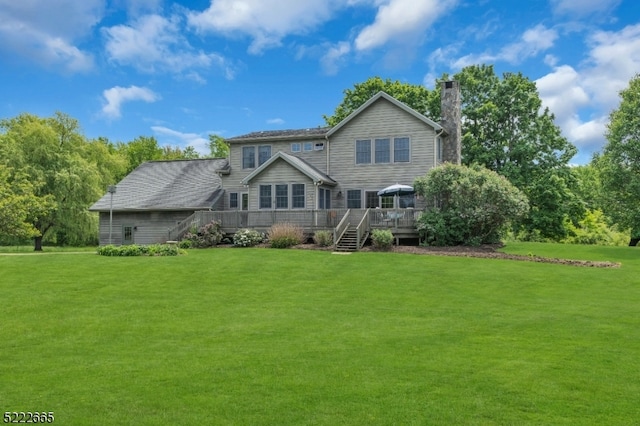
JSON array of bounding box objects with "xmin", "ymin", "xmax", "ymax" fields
[
  {"xmin": 347, "ymin": 190, "xmax": 361, "ymax": 209},
  {"xmin": 276, "ymin": 184, "xmax": 288, "ymax": 209},
  {"xmin": 292, "ymin": 184, "xmax": 305, "ymax": 208},
  {"xmin": 259, "ymin": 185, "xmax": 272, "ymax": 209},
  {"xmin": 229, "ymin": 192, "xmax": 238, "ymax": 209}
]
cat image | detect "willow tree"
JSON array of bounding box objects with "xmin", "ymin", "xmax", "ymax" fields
[{"xmin": 0, "ymin": 112, "xmax": 103, "ymax": 249}]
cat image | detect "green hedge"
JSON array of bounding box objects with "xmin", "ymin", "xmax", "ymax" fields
[{"xmin": 97, "ymin": 244, "xmax": 182, "ymax": 257}]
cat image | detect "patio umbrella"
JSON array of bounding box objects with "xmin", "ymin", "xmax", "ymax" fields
[
  {"xmin": 377, "ymin": 183, "xmax": 415, "ymax": 197},
  {"xmin": 377, "ymin": 183, "xmax": 415, "ymax": 209}
]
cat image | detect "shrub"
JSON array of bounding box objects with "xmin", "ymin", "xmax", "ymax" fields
[
  {"xmin": 178, "ymin": 240, "xmax": 192, "ymax": 249},
  {"xmin": 181, "ymin": 220, "xmax": 224, "ymax": 248},
  {"xmin": 313, "ymin": 230, "xmax": 333, "ymax": 247},
  {"xmin": 414, "ymin": 164, "xmax": 529, "ymax": 246},
  {"xmin": 371, "ymin": 229, "xmax": 394, "ymax": 251},
  {"xmin": 562, "ymin": 209, "xmax": 628, "ymax": 246},
  {"xmin": 97, "ymin": 244, "xmax": 180, "ymax": 256},
  {"xmin": 233, "ymin": 229, "xmax": 264, "ymax": 247},
  {"xmin": 268, "ymin": 223, "xmax": 304, "ymax": 248}
]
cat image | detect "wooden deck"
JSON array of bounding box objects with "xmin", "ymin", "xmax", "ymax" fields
[{"xmin": 168, "ymin": 208, "xmax": 420, "ymax": 242}]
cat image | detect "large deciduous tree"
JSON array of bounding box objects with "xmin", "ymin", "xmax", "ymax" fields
[
  {"xmin": 596, "ymin": 74, "xmax": 640, "ymax": 246},
  {"xmin": 0, "ymin": 112, "xmax": 103, "ymax": 250}
]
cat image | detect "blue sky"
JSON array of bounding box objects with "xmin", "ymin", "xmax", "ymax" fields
[{"xmin": 0, "ymin": 0, "xmax": 638, "ymax": 164}]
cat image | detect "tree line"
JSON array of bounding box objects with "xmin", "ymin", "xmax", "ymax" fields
[{"xmin": 1, "ymin": 64, "xmax": 639, "ymax": 248}]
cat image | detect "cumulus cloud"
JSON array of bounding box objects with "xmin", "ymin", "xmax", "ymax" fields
[
  {"xmin": 151, "ymin": 126, "xmax": 210, "ymax": 154},
  {"xmin": 320, "ymin": 41, "xmax": 351, "ymax": 75},
  {"xmin": 188, "ymin": 0, "xmax": 336, "ymax": 54},
  {"xmin": 453, "ymin": 24, "xmax": 558, "ymax": 68},
  {"xmin": 103, "ymin": 13, "xmax": 236, "ymax": 80},
  {"xmin": 101, "ymin": 86, "xmax": 160, "ymax": 119},
  {"xmin": 354, "ymin": 0, "xmax": 456, "ymax": 52},
  {"xmin": 0, "ymin": 0, "xmax": 101, "ymax": 72},
  {"xmin": 535, "ymin": 23, "xmax": 640, "ymax": 158}
]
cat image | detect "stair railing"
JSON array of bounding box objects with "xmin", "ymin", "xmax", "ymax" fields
[
  {"xmin": 355, "ymin": 208, "xmax": 370, "ymax": 249},
  {"xmin": 334, "ymin": 209, "xmax": 351, "ymax": 249}
]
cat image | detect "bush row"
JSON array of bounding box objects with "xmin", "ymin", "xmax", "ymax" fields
[{"xmin": 97, "ymin": 244, "xmax": 181, "ymax": 256}]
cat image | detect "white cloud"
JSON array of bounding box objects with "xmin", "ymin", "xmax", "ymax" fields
[
  {"xmin": 535, "ymin": 24, "xmax": 640, "ymax": 158},
  {"xmin": 453, "ymin": 24, "xmax": 558, "ymax": 68},
  {"xmin": 188, "ymin": 0, "xmax": 336, "ymax": 54},
  {"xmin": 101, "ymin": 86, "xmax": 160, "ymax": 119},
  {"xmin": 354, "ymin": 0, "xmax": 457, "ymax": 52},
  {"xmin": 550, "ymin": 0, "xmax": 621, "ymax": 16},
  {"xmin": 0, "ymin": 0, "xmax": 101, "ymax": 72},
  {"xmin": 320, "ymin": 41, "xmax": 351, "ymax": 75},
  {"xmin": 103, "ymin": 13, "xmax": 236, "ymax": 80},
  {"xmin": 266, "ymin": 118, "xmax": 285, "ymax": 125},
  {"xmin": 151, "ymin": 126, "xmax": 210, "ymax": 154}
]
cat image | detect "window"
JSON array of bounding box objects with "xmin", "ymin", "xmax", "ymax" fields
[
  {"xmin": 399, "ymin": 194, "xmax": 415, "ymax": 208},
  {"xmin": 381, "ymin": 196, "xmax": 394, "ymax": 208},
  {"xmin": 259, "ymin": 185, "xmax": 271, "ymax": 209},
  {"xmin": 292, "ymin": 184, "xmax": 305, "ymax": 208},
  {"xmin": 291, "ymin": 143, "xmax": 301, "ymax": 152},
  {"xmin": 346, "ymin": 190, "xmax": 361, "ymax": 208},
  {"xmin": 437, "ymin": 137, "xmax": 442, "ymax": 161},
  {"xmin": 303, "ymin": 142, "xmax": 313, "ymax": 152},
  {"xmin": 229, "ymin": 192, "xmax": 238, "ymax": 209},
  {"xmin": 394, "ymin": 137, "xmax": 410, "ymax": 162},
  {"xmin": 365, "ymin": 191, "xmax": 379, "ymax": 208},
  {"xmin": 258, "ymin": 145, "xmax": 271, "ymax": 166},
  {"xmin": 356, "ymin": 140, "xmax": 371, "ymax": 164},
  {"xmin": 241, "ymin": 193, "xmax": 249, "ymax": 210},
  {"xmin": 242, "ymin": 146, "xmax": 255, "ymax": 169},
  {"xmin": 314, "ymin": 142, "xmax": 324, "ymax": 151},
  {"xmin": 275, "ymin": 184, "xmax": 288, "ymax": 209},
  {"xmin": 375, "ymin": 138, "xmax": 390, "ymax": 163},
  {"xmin": 318, "ymin": 188, "xmax": 330, "ymax": 209}
]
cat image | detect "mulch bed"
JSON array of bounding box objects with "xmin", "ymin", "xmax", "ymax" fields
[{"xmin": 293, "ymin": 243, "xmax": 620, "ymax": 268}]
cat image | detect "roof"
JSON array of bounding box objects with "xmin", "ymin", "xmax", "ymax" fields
[
  {"xmin": 326, "ymin": 91, "xmax": 443, "ymax": 137},
  {"xmin": 89, "ymin": 158, "xmax": 229, "ymax": 212},
  {"xmin": 241, "ymin": 152, "xmax": 337, "ymax": 186},
  {"xmin": 226, "ymin": 127, "xmax": 330, "ymax": 142}
]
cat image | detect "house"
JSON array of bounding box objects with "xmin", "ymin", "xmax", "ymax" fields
[{"xmin": 90, "ymin": 81, "xmax": 461, "ymax": 247}]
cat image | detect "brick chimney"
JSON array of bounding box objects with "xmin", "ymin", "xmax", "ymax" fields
[{"xmin": 440, "ymin": 80, "xmax": 461, "ymax": 165}]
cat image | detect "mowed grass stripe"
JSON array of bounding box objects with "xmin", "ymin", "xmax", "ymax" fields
[{"xmin": 1, "ymin": 246, "xmax": 639, "ymax": 425}]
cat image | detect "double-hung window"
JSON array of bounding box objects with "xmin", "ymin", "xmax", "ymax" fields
[
  {"xmin": 346, "ymin": 190, "xmax": 361, "ymax": 209},
  {"xmin": 356, "ymin": 140, "xmax": 371, "ymax": 164},
  {"xmin": 242, "ymin": 146, "xmax": 255, "ymax": 169},
  {"xmin": 394, "ymin": 137, "xmax": 410, "ymax": 162},
  {"xmin": 292, "ymin": 184, "xmax": 305, "ymax": 208},
  {"xmin": 229, "ymin": 192, "xmax": 238, "ymax": 209},
  {"xmin": 375, "ymin": 138, "xmax": 391, "ymax": 163},
  {"xmin": 259, "ymin": 185, "xmax": 272, "ymax": 209},
  {"xmin": 275, "ymin": 184, "xmax": 288, "ymax": 209},
  {"xmin": 258, "ymin": 145, "xmax": 271, "ymax": 166}
]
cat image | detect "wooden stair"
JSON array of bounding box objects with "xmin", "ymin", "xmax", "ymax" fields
[{"xmin": 335, "ymin": 227, "xmax": 367, "ymax": 252}]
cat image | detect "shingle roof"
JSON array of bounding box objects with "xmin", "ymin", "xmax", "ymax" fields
[
  {"xmin": 226, "ymin": 127, "xmax": 330, "ymax": 142},
  {"xmin": 89, "ymin": 159, "xmax": 229, "ymax": 212},
  {"xmin": 241, "ymin": 152, "xmax": 337, "ymax": 186}
]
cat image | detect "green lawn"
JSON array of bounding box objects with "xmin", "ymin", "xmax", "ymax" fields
[{"xmin": 1, "ymin": 243, "xmax": 639, "ymax": 425}]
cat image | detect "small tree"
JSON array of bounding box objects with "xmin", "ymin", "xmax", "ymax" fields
[{"xmin": 414, "ymin": 164, "xmax": 529, "ymax": 246}]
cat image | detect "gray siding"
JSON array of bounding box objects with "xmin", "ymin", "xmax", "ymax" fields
[
  {"xmin": 328, "ymin": 98, "xmax": 437, "ymax": 208},
  {"xmin": 246, "ymin": 159, "xmax": 315, "ymax": 210},
  {"xmin": 222, "ymin": 138, "xmax": 328, "ymax": 209},
  {"xmin": 98, "ymin": 211, "xmax": 194, "ymax": 245}
]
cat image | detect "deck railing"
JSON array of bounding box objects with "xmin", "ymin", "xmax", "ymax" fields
[{"xmin": 167, "ymin": 208, "xmax": 419, "ymax": 242}]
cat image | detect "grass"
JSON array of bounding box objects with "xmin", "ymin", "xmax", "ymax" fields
[
  {"xmin": 1, "ymin": 243, "xmax": 640, "ymax": 424},
  {"xmin": 0, "ymin": 245, "xmax": 97, "ymax": 253}
]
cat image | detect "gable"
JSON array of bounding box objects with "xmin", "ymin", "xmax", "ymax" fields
[{"xmin": 241, "ymin": 152, "xmax": 336, "ymax": 186}]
